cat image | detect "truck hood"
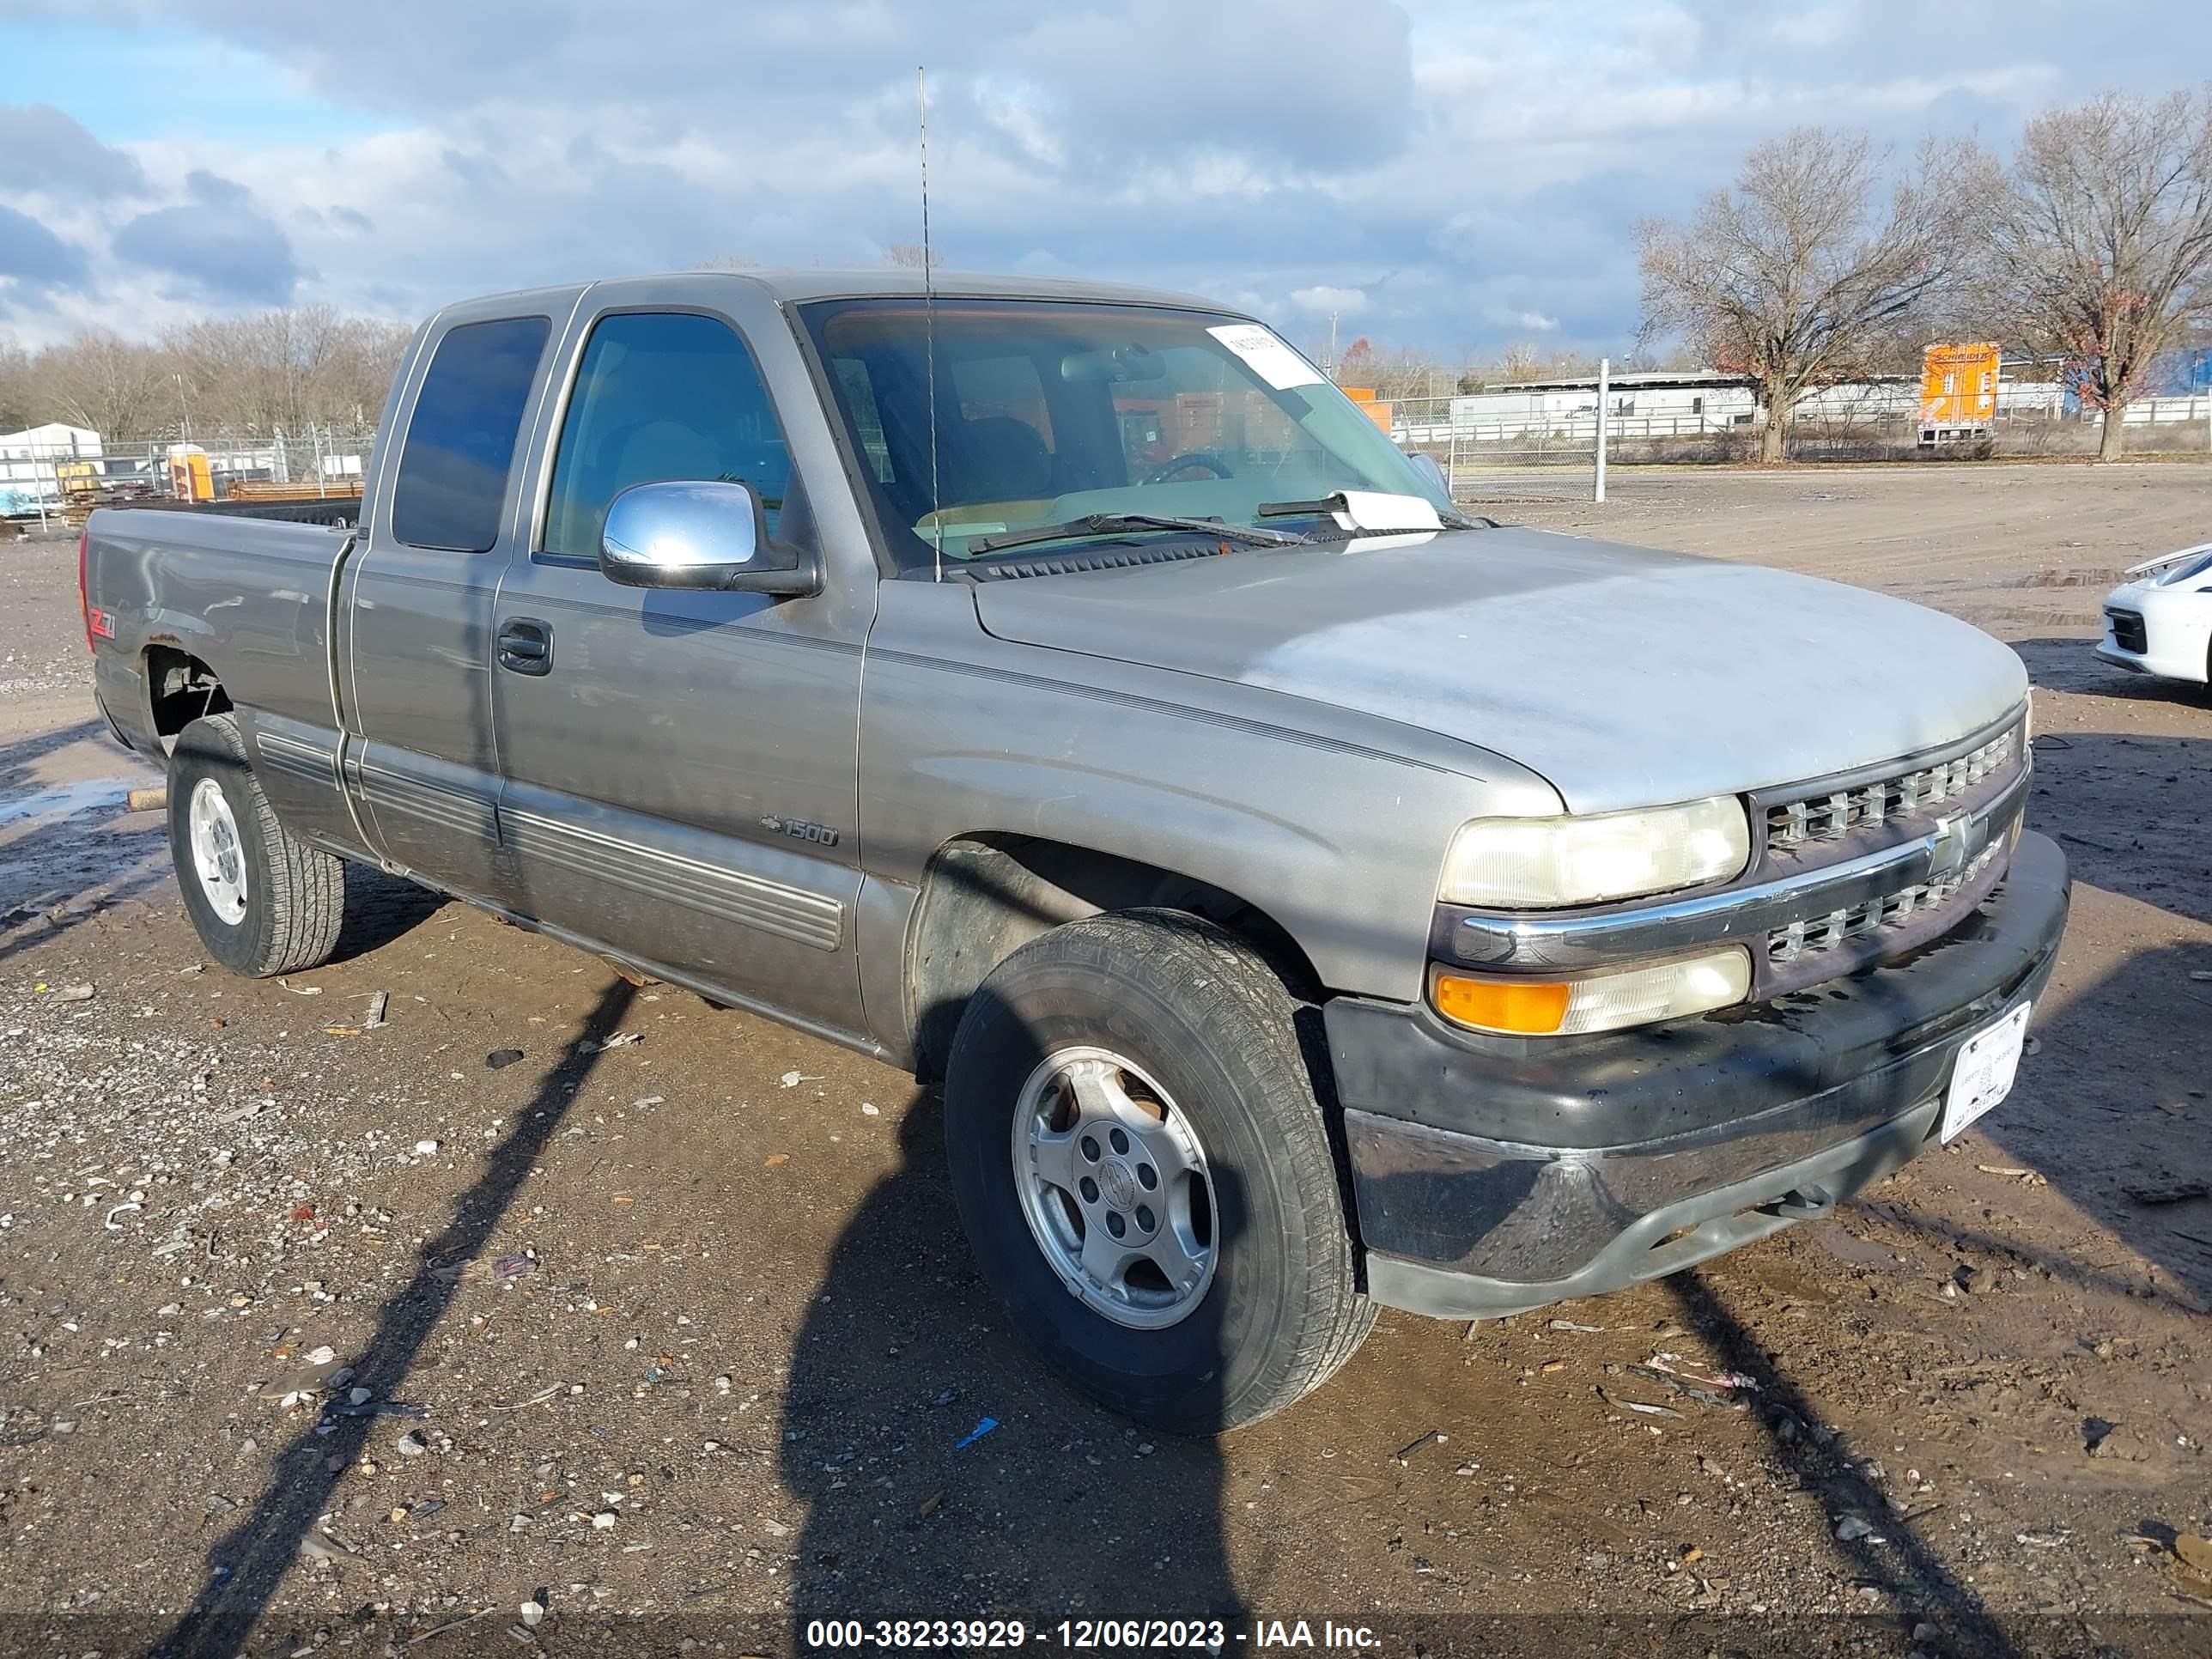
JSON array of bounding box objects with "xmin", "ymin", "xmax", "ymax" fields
[{"xmin": 971, "ymin": 526, "xmax": 2027, "ymax": 813}]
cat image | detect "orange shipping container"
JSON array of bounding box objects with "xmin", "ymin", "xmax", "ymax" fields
[{"xmin": 1921, "ymin": 343, "xmax": 1999, "ymax": 426}]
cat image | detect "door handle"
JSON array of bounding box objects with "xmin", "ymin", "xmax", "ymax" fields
[{"xmin": 498, "ymin": 617, "xmax": 553, "ymax": 677}]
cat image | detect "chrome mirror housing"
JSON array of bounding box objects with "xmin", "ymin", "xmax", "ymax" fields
[
  {"xmin": 598, "ymin": 480, "xmax": 817, "ymax": 595},
  {"xmin": 1404, "ymin": 451, "xmax": 1449, "ymax": 500}
]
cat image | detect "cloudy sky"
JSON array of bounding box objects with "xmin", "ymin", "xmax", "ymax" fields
[{"xmin": 1, "ymin": 0, "xmax": 2206, "ymax": 359}]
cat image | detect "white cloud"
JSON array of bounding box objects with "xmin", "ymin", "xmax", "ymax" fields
[
  {"xmin": 1765, "ymin": 3, "xmax": 1860, "ymax": 50},
  {"xmin": 3, "ymin": 0, "xmax": 2209, "ymax": 356},
  {"xmin": 1290, "ymin": 285, "xmax": 1368, "ymax": 318}
]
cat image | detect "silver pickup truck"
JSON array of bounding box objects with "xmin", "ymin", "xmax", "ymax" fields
[{"xmin": 83, "ymin": 270, "xmax": 2069, "ymax": 1431}]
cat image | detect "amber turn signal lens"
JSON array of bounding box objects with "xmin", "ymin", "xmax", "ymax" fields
[
  {"xmin": 1430, "ymin": 973, "xmax": 1571, "ymax": 1036},
  {"xmin": 1431, "ymin": 948, "xmax": 1752, "ymax": 1037}
]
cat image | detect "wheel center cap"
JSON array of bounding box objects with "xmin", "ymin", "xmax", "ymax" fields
[{"xmin": 1098, "ymin": 1158, "xmax": 1139, "ymax": 1210}]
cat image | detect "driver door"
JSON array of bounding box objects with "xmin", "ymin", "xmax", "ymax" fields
[{"xmin": 489, "ymin": 301, "xmax": 870, "ymax": 1039}]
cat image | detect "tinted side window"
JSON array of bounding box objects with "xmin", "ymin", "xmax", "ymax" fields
[
  {"xmin": 542, "ymin": 312, "xmax": 806, "ymax": 559},
  {"xmin": 391, "ymin": 316, "xmax": 550, "ymax": 552}
]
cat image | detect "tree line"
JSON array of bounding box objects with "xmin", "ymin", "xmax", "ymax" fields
[
  {"xmin": 1638, "ymin": 88, "xmax": 2212, "ymax": 462},
  {"xmin": 1325, "ymin": 338, "xmax": 1660, "ymax": 401},
  {"xmin": 1342, "ymin": 89, "xmax": 2211, "ymax": 461},
  {"xmin": 0, "ymin": 306, "xmax": 413, "ymax": 447}
]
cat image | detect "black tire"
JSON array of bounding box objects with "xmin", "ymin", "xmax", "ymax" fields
[
  {"xmin": 168, "ymin": 713, "xmax": 346, "ymax": 977},
  {"xmin": 944, "ymin": 910, "xmax": 1374, "ymax": 1432}
]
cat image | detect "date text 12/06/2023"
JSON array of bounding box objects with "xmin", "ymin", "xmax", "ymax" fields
[{"xmin": 801, "ymin": 1620, "xmax": 1383, "ymax": 1651}]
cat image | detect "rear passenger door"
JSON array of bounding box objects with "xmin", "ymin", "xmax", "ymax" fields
[
  {"xmin": 488, "ymin": 299, "xmax": 870, "ymax": 1039},
  {"xmin": 343, "ymin": 309, "xmax": 561, "ymax": 905}
]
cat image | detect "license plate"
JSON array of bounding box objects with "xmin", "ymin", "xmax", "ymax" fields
[{"xmin": 1941, "ymin": 1001, "xmax": 2033, "ymax": 1143}]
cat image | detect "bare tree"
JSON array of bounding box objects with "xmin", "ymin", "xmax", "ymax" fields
[
  {"xmin": 29, "ymin": 329, "xmax": 174, "ymax": 439},
  {"xmin": 1359, "ymin": 345, "xmax": 1456, "ymax": 403},
  {"xmin": 0, "ymin": 332, "xmax": 32, "ymax": 431},
  {"xmin": 1638, "ymin": 127, "xmax": 1989, "ymax": 462},
  {"xmin": 1497, "ymin": 342, "xmax": 1543, "ymax": 383},
  {"xmin": 1458, "ymin": 343, "xmax": 1602, "ymax": 389},
  {"xmin": 884, "ymin": 242, "xmax": 939, "ymax": 269},
  {"xmin": 164, "ymin": 307, "xmax": 410, "ymax": 441},
  {"xmin": 1983, "ymin": 88, "xmax": 2212, "ymax": 460},
  {"xmin": 7, "ymin": 310, "xmax": 409, "ymax": 447}
]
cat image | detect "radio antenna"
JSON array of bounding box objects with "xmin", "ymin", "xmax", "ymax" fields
[{"xmin": 919, "ymin": 64, "xmax": 943, "ymax": 582}]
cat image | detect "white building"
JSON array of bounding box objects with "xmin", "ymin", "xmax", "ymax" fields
[
  {"xmin": 1395, "ymin": 366, "xmax": 2074, "ymax": 446},
  {"xmin": 0, "ymin": 422, "xmax": 104, "ymax": 514}
]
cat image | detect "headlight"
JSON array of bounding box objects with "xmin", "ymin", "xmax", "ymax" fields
[
  {"xmin": 2158, "ymin": 549, "xmax": 2212, "ymax": 586},
  {"xmin": 1439, "ymin": 797, "xmax": 1750, "ymax": 908},
  {"xmin": 1431, "ymin": 947, "xmax": 1752, "ymax": 1036}
]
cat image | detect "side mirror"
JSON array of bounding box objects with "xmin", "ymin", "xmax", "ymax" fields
[
  {"xmin": 1404, "ymin": 451, "xmax": 1449, "ymax": 499},
  {"xmin": 599, "ymin": 479, "xmax": 818, "ymax": 595}
]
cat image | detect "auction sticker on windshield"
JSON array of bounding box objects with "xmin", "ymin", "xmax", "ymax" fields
[
  {"xmin": 1208, "ymin": 324, "xmax": 1325, "ymax": 391},
  {"xmin": 1941, "ymin": 1001, "xmax": 2032, "ymax": 1142}
]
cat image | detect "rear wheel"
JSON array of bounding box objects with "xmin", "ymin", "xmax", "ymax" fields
[
  {"xmin": 944, "ymin": 910, "xmax": 1372, "ymax": 1432},
  {"xmin": 168, "ymin": 713, "xmax": 346, "ymax": 977}
]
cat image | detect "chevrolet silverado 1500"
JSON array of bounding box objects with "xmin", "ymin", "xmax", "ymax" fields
[{"xmin": 84, "ymin": 270, "xmax": 2069, "ymax": 1431}]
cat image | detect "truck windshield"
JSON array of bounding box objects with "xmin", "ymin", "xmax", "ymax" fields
[{"xmin": 797, "ymin": 298, "xmax": 1451, "ymax": 569}]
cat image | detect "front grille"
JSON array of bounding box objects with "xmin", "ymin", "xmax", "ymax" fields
[
  {"xmin": 1768, "ymin": 839, "xmax": 2004, "ymax": 965},
  {"xmin": 1765, "ymin": 726, "xmax": 2019, "ymax": 852},
  {"xmin": 2106, "ymin": 607, "xmax": 2148, "ymax": 653}
]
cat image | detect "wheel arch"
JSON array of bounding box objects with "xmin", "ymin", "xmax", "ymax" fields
[
  {"xmin": 142, "ymin": 640, "xmax": 234, "ymax": 748},
  {"xmin": 904, "ymin": 832, "xmax": 1322, "ymax": 1082}
]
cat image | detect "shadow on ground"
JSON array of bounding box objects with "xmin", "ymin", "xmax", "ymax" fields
[
  {"xmin": 328, "ymin": 864, "xmax": 451, "ymax": 965},
  {"xmin": 780, "ymin": 1084, "xmax": 1245, "ymax": 1643},
  {"xmin": 2011, "ymin": 638, "xmax": 2211, "ymax": 712},
  {"xmin": 158, "ymin": 977, "xmax": 639, "ymax": 1658}
]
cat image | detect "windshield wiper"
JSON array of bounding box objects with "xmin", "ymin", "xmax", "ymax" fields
[
  {"xmin": 965, "ymin": 513, "xmax": 1307, "ymax": 556},
  {"xmin": 1256, "ymin": 491, "xmax": 1494, "ymax": 532}
]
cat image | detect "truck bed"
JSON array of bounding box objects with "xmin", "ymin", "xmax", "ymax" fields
[
  {"xmin": 85, "ymin": 504, "xmax": 352, "ymax": 761},
  {"xmin": 112, "ymin": 495, "xmax": 364, "ymax": 527}
]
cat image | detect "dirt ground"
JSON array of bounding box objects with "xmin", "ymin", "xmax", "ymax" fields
[{"xmin": 2, "ymin": 463, "xmax": 2209, "ymax": 1658}]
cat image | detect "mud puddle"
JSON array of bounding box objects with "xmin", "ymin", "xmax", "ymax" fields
[
  {"xmin": 0, "ymin": 776, "xmax": 137, "ymax": 827},
  {"xmin": 0, "ymin": 775, "xmax": 168, "ymax": 915}
]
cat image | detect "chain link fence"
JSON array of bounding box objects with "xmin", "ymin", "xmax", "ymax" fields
[
  {"xmin": 2, "ymin": 427, "xmax": 377, "ymax": 527},
  {"xmin": 1387, "ymin": 392, "xmax": 1600, "ymax": 505},
  {"xmin": 1385, "ymin": 388, "xmax": 2212, "ymax": 507},
  {"xmin": 9, "ymin": 391, "xmax": 2210, "ymax": 532}
]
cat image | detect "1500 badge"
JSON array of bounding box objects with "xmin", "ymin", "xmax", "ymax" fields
[{"xmin": 762, "ymin": 814, "xmax": 840, "ymax": 848}]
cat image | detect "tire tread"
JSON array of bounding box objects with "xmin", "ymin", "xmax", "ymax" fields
[
  {"xmin": 947, "ymin": 908, "xmax": 1374, "ymax": 1429},
  {"xmin": 172, "ymin": 714, "xmax": 346, "ymax": 977}
]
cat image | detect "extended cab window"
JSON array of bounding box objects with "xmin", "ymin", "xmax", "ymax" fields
[
  {"xmin": 391, "ymin": 315, "xmax": 550, "ymax": 552},
  {"xmin": 541, "ymin": 311, "xmax": 808, "ymax": 560}
]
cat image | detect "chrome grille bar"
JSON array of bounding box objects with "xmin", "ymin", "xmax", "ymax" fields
[
  {"xmin": 1766, "ymin": 726, "xmax": 2019, "ymax": 851},
  {"xmin": 1768, "ymin": 839, "xmax": 2005, "ymax": 964}
]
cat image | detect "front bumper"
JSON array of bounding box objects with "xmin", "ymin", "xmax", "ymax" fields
[
  {"xmin": 2096, "ymin": 583, "xmax": 2212, "ymax": 684},
  {"xmin": 1326, "ymin": 830, "xmax": 2069, "ymax": 1320}
]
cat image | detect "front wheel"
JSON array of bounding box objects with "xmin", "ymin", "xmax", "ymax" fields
[
  {"xmin": 168, "ymin": 713, "xmax": 346, "ymax": 977},
  {"xmin": 943, "ymin": 911, "xmax": 1373, "ymax": 1432}
]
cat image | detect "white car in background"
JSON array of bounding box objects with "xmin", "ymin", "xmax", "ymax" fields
[{"xmin": 2099, "ymin": 542, "xmax": 2212, "ymax": 687}]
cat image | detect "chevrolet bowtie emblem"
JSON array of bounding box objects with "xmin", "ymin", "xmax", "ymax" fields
[{"xmin": 1927, "ymin": 810, "xmax": 1972, "ymax": 878}]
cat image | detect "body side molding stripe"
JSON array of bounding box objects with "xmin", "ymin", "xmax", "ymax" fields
[{"xmin": 500, "ymin": 806, "xmax": 844, "ymax": 951}]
